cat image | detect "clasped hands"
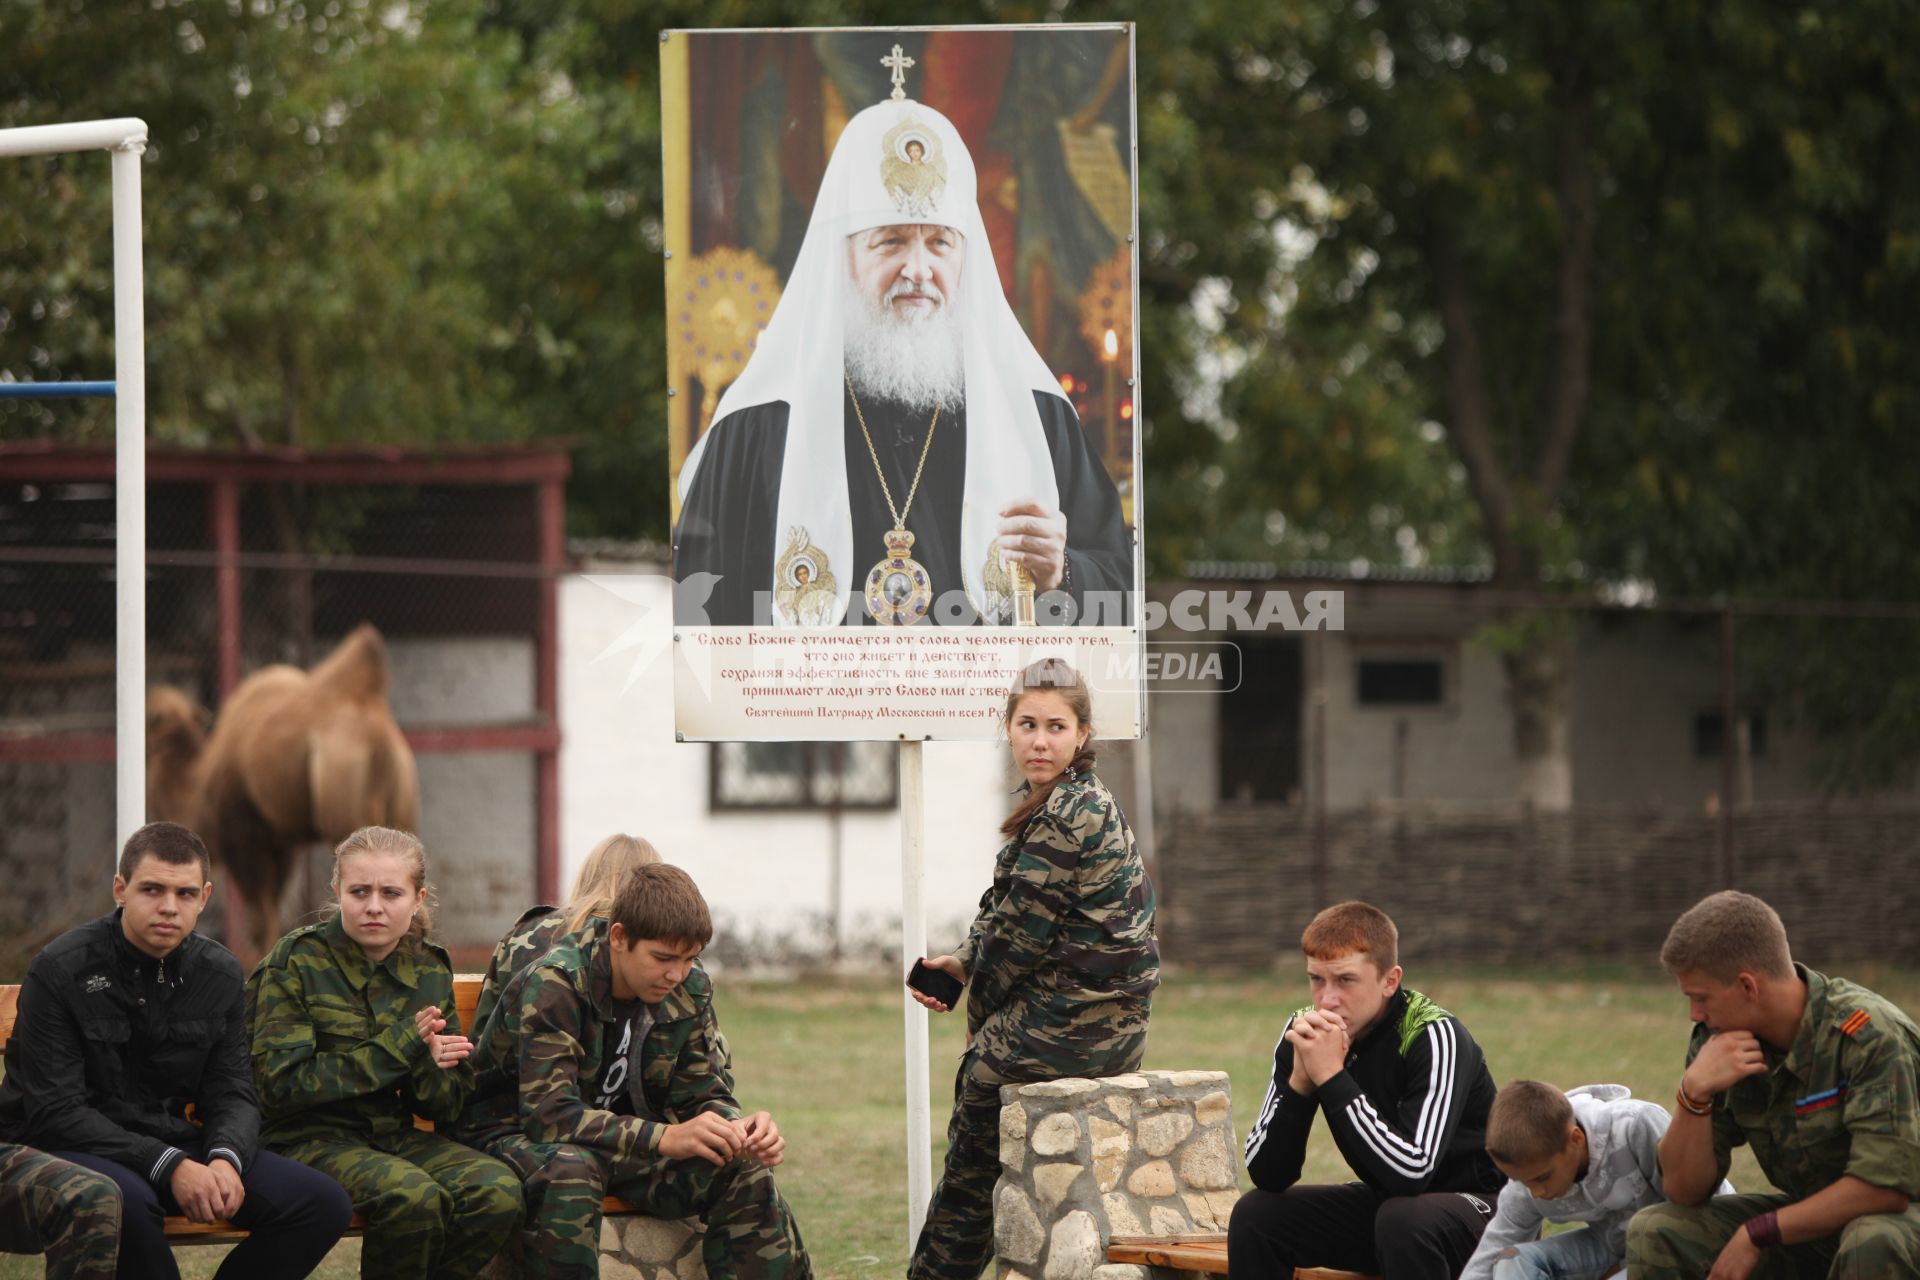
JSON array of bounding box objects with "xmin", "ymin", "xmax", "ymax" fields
[
  {"xmin": 659, "ymin": 1110, "xmax": 786, "ymax": 1168},
  {"xmin": 414, "ymin": 1004, "xmax": 472, "ymax": 1071},
  {"xmin": 1285, "ymin": 1009, "xmax": 1351, "ymax": 1093},
  {"xmin": 170, "ymin": 1155, "xmax": 245, "ymax": 1223}
]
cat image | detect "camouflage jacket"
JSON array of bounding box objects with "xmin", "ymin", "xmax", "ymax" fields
[
  {"xmin": 953, "ymin": 769, "xmax": 1160, "ymax": 1049},
  {"xmin": 1691, "ymin": 964, "xmax": 1920, "ymax": 1199},
  {"xmin": 457, "ymin": 918, "xmax": 740, "ymax": 1163},
  {"xmin": 246, "ymin": 915, "xmax": 473, "ymax": 1148},
  {"xmin": 470, "ymin": 904, "xmax": 566, "ymax": 1041}
]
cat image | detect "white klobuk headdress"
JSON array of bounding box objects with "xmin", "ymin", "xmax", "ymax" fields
[{"xmin": 678, "ymin": 81, "xmax": 1065, "ymax": 625}]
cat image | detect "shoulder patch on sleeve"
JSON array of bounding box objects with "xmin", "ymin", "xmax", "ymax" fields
[{"xmin": 1839, "ymin": 1009, "xmax": 1871, "ymax": 1038}]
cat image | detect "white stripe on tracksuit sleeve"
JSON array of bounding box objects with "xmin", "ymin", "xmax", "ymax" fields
[
  {"xmin": 1243, "ymin": 1015, "xmax": 1321, "ymax": 1191},
  {"xmin": 1315, "ymin": 1017, "xmax": 1469, "ymax": 1196}
]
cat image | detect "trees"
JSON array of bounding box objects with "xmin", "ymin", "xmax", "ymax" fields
[
  {"xmin": 6, "ymin": 0, "xmax": 1913, "ymax": 788},
  {"xmin": 1143, "ymin": 0, "xmax": 1920, "ymax": 797}
]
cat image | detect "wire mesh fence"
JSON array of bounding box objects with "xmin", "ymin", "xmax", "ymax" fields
[{"xmin": 0, "ymin": 451, "xmax": 565, "ymax": 974}]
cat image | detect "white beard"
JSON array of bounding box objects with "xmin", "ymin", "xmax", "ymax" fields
[{"xmin": 843, "ymin": 277, "xmax": 966, "ymax": 412}]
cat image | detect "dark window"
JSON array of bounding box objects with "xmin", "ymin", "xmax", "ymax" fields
[
  {"xmin": 1218, "ymin": 636, "xmax": 1302, "ymax": 802},
  {"xmin": 710, "ymin": 741, "xmax": 898, "ymax": 811},
  {"xmin": 1356, "ymin": 657, "xmax": 1445, "ymax": 707},
  {"xmin": 1694, "ymin": 711, "xmax": 1768, "ymax": 759}
]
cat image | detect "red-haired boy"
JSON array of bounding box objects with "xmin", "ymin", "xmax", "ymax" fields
[{"xmin": 1229, "ymin": 901, "xmax": 1504, "ymax": 1279}]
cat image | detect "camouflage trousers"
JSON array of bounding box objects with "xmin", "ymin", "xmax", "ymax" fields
[
  {"xmin": 907, "ymin": 1026, "xmax": 1147, "ymax": 1280},
  {"xmin": 470, "ymin": 1128, "xmax": 811, "ymax": 1280},
  {"xmin": 277, "ymin": 1128, "xmax": 523, "ymax": 1280},
  {"xmin": 1627, "ymin": 1192, "xmax": 1920, "ymax": 1278},
  {"xmin": 0, "ymin": 1143, "xmax": 120, "ymax": 1280}
]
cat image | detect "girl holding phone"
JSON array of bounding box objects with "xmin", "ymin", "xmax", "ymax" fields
[{"xmin": 906, "ymin": 658, "xmax": 1160, "ymax": 1280}]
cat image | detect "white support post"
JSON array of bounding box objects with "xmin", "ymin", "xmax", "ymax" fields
[
  {"xmin": 899, "ymin": 739, "xmax": 932, "ymax": 1248},
  {"xmin": 111, "ymin": 139, "xmax": 147, "ymax": 853},
  {"xmin": 0, "ymin": 118, "xmax": 149, "ymax": 857}
]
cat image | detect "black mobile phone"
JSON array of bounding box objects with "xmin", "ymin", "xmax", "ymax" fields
[{"xmin": 908, "ymin": 959, "xmax": 964, "ymax": 1007}]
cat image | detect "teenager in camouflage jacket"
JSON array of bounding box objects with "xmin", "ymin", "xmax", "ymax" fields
[
  {"xmin": 470, "ymin": 904, "xmax": 730, "ymax": 1080},
  {"xmin": 455, "ymin": 892, "xmax": 808, "ymax": 1280},
  {"xmin": 469, "ymin": 904, "xmax": 563, "ymax": 1041},
  {"xmin": 907, "ymin": 660, "xmax": 1160, "ymax": 1280},
  {"xmin": 247, "ymin": 831, "xmax": 523, "ymax": 1280},
  {"xmin": 469, "ymin": 832, "xmax": 666, "ymax": 1039}
]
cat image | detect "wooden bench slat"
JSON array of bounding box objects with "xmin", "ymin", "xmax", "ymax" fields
[
  {"xmin": 1111, "ymin": 1233, "xmax": 1228, "ymax": 1244},
  {"xmin": 1106, "ymin": 1240, "xmax": 1229, "ymax": 1270},
  {"xmin": 1104, "ymin": 1234, "xmax": 1380, "ymax": 1280}
]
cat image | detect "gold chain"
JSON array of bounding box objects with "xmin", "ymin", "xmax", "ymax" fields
[{"xmin": 846, "ymin": 375, "xmax": 941, "ymax": 531}]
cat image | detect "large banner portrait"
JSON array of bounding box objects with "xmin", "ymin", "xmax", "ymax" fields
[{"xmin": 665, "ymin": 25, "xmax": 1144, "ymax": 740}]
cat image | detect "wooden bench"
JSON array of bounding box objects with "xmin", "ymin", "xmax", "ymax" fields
[
  {"xmin": 1107, "ymin": 1232, "xmax": 1379, "ymax": 1279},
  {"xmin": 0, "ymin": 976, "xmax": 644, "ymax": 1246}
]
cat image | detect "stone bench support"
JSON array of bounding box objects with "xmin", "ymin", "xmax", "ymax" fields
[
  {"xmin": 993, "ymin": 1070, "xmax": 1242, "ymax": 1280},
  {"xmin": 477, "ymin": 1215, "xmax": 706, "ymax": 1280}
]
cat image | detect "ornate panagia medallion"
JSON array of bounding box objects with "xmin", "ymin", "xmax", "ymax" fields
[{"xmin": 865, "ymin": 528, "xmax": 932, "ymax": 626}]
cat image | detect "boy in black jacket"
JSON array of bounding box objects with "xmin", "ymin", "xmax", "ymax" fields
[
  {"xmin": 1229, "ymin": 901, "xmax": 1503, "ymax": 1279},
  {"xmin": 0, "ymin": 823, "xmax": 351, "ymax": 1279}
]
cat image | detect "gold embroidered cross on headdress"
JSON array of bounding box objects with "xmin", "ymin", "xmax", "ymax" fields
[{"xmin": 881, "ymin": 44, "xmax": 915, "ymax": 101}]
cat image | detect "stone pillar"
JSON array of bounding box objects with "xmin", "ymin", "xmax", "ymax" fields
[{"xmin": 992, "ymin": 1071, "xmax": 1241, "ymax": 1280}]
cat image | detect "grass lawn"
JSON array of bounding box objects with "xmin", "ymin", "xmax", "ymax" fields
[{"xmin": 3, "ymin": 964, "xmax": 1915, "ymax": 1279}]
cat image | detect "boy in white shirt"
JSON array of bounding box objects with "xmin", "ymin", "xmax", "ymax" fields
[{"xmin": 1465, "ymin": 1080, "xmax": 1729, "ymax": 1280}]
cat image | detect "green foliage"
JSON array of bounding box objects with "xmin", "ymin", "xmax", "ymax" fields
[
  {"xmin": 1136, "ymin": 0, "xmax": 1920, "ymax": 785},
  {"xmin": 3, "ymin": 0, "xmax": 1914, "ymax": 780}
]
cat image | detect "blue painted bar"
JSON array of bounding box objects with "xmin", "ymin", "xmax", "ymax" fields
[{"xmin": 0, "ymin": 381, "xmax": 116, "ymax": 399}]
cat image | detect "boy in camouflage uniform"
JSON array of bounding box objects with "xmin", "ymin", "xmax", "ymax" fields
[
  {"xmin": 0, "ymin": 1142, "xmax": 120, "ymax": 1279},
  {"xmin": 1628, "ymin": 890, "xmax": 1920, "ymax": 1278},
  {"xmin": 470, "ymin": 833, "xmax": 663, "ymax": 1036},
  {"xmin": 457, "ymin": 862, "xmax": 809, "ymax": 1280}
]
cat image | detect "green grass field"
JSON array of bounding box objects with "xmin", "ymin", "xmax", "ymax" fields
[{"xmin": 4, "ymin": 965, "xmax": 1916, "ymax": 1279}]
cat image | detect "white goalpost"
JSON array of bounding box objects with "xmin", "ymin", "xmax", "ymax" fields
[{"xmin": 0, "ymin": 118, "xmax": 149, "ymax": 855}]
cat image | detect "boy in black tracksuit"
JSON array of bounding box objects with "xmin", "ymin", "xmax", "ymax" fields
[{"xmin": 1230, "ymin": 901, "xmax": 1503, "ymax": 1279}]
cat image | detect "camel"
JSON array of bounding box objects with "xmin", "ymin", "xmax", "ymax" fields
[{"xmin": 147, "ymin": 623, "xmax": 420, "ymax": 957}]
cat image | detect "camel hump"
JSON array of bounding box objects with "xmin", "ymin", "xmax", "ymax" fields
[
  {"xmin": 311, "ymin": 623, "xmax": 393, "ymax": 702},
  {"xmin": 309, "ymin": 712, "xmax": 419, "ymax": 839}
]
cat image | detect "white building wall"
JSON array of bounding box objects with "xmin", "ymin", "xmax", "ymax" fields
[
  {"xmin": 1323, "ymin": 633, "xmax": 1522, "ymax": 806},
  {"xmin": 558, "ymin": 565, "xmax": 1008, "ymax": 962}
]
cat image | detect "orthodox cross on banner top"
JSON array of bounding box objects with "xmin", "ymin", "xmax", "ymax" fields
[{"xmin": 882, "ymin": 44, "xmax": 915, "ymax": 100}]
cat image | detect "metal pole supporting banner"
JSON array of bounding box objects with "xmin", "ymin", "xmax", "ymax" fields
[
  {"xmin": 111, "ymin": 134, "xmax": 149, "ymax": 853},
  {"xmin": 898, "ymin": 739, "xmax": 932, "ymax": 1247}
]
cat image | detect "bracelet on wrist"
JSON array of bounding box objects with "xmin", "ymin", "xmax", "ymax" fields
[
  {"xmin": 1675, "ymin": 1083, "xmax": 1714, "ymax": 1116},
  {"xmin": 1744, "ymin": 1210, "xmax": 1782, "ymax": 1249}
]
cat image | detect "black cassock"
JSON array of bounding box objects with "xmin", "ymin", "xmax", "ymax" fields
[{"xmin": 674, "ymin": 383, "xmax": 1133, "ymax": 625}]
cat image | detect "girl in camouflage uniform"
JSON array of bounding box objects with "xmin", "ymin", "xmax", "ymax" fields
[
  {"xmin": 469, "ymin": 833, "xmax": 662, "ymax": 1038},
  {"xmin": 907, "ymin": 659, "xmax": 1161, "ymax": 1280},
  {"xmin": 247, "ymin": 827, "xmax": 523, "ymax": 1280}
]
